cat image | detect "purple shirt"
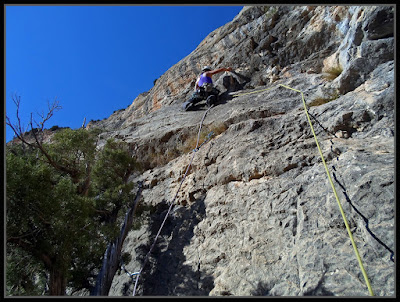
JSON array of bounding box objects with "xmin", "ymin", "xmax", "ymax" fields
[{"xmin": 197, "ymin": 73, "xmax": 213, "ymax": 87}]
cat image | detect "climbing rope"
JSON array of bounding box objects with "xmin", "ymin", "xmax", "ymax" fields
[
  {"xmin": 129, "ymin": 81, "xmax": 381, "ymax": 296},
  {"xmin": 231, "ymin": 86, "xmax": 274, "ymax": 97},
  {"xmin": 132, "ymin": 105, "xmax": 215, "ymax": 296},
  {"xmin": 234, "ymin": 84, "xmax": 374, "ymax": 296},
  {"xmin": 295, "ymin": 97, "xmax": 393, "ymax": 264},
  {"xmin": 331, "ymin": 167, "xmax": 395, "ymax": 263},
  {"xmin": 305, "ymin": 107, "xmax": 394, "ymax": 264}
]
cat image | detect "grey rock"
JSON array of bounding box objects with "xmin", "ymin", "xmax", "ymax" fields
[
  {"xmin": 363, "ymin": 6, "xmax": 394, "ymax": 40},
  {"xmin": 90, "ymin": 6, "xmax": 394, "ymax": 297}
]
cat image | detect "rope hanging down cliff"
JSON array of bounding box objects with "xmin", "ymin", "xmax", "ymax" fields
[
  {"xmin": 131, "ymin": 104, "xmax": 215, "ymax": 296},
  {"xmin": 129, "ymin": 83, "xmax": 376, "ymax": 296},
  {"xmin": 233, "ymin": 84, "xmax": 374, "ymax": 296},
  {"xmin": 233, "ymin": 85, "xmax": 394, "ymax": 264}
]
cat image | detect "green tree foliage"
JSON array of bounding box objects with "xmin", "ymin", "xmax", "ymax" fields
[
  {"xmin": 6, "ymin": 128, "xmax": 140, "ymax": 296},
  {"xmin": 91, "ymin": 138, "xmax": 140, "ymax": 241}
]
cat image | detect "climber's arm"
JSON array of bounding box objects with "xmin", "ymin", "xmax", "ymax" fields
[{"xmin": 205, "ymin": 67, "xmax": 232, "ymax": 77}]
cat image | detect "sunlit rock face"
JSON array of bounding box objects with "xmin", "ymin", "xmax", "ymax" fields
[{"xmin": 89, "ymin": 5, "xmax": 394, "ymax": 297}]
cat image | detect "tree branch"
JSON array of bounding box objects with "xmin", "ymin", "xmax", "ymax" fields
[{"xmin": 6, "ymin": 95, "xmax": 81, "ymax": 179}]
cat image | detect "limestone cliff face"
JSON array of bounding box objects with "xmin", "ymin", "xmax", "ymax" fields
[{"xmin": 90, "ymin": 6, "xmax": 394, "ymax": 296}]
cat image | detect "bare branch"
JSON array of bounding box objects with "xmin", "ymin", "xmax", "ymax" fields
[
  {"xmin": 7, "ymin": 95, "xmax": 62, "ymax": 142},
  {"xmin": 6, "ymin": 95, "xmax": 35, "ymax": 148},
  {"xmin": 29, "ymin": 112, "xmax": 41, "ymax": 143},
  {"xmin": 7, "ymin": 228, "xmax": 42, "ymax": 242},
  {"xmin": 6, "ymin": 94, "xmax": 27, "ymax": 141},
  {"xmin": 40, "ymin": 97, "xmax": 61, "ymax": 131},
  {"xmin": 6, "ymin": 95, "xmax": 80, "ymax": 179}
]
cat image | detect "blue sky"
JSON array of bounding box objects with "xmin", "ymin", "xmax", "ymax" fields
[{"xmin": 5, "ymin": 5, "xmax": 243, "ymax": 142}]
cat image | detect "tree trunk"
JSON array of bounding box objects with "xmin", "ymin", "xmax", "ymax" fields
[
  {"xmin": 92, "ymin": 182, "xmax": 143, "ymax": 296},
  {"xmin": 49, "ymin": 267, "xmax": 67, "ymax": 296}
]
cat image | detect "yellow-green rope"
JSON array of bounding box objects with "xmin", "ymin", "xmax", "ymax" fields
[{"xmin": 233, "ymin": 83, "xmax": 374, "ymax": 296}]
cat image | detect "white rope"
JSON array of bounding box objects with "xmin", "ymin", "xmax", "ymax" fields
[{"xmin": 132, "ymin": 105, "xmax": 214, "ymax": 296}]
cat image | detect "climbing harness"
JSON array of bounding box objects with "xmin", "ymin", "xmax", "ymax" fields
[
  {"xmin": 132, "ymin": 105, "xmax": 215, "ymax": 296},
  {"xmin": 233, "ymin": 83, "xmax": 375, "ymax": 296}
]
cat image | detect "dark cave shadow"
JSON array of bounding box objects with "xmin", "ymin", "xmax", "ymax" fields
[{"xmin": 132, "ymin": 195, "xmax": 214, "ymax": 296}]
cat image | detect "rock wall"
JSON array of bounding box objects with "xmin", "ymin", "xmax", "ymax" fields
[{"xmin": 92, "ymin": 5, "xmax": 394, "ymax": 296}]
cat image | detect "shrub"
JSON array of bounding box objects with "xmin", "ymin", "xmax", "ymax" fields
[
  {"xmin": 308, "ymin": 91, "xmax": 340, "ymax": 107},
  {"xmin": 323, "ymin": 65, "xmax": 343, "ymax": 81},
  {"xmin": 179, "ymin": 122, "xmax": 228, "ymax": 154},
  {"xmin": 50, "ymin": 125, "xmax": 60, "ymax": 131},
  {"xmin": 6, "ymin": 129, "xmax": 139, "ymax": 295},
  {"xmin": 135, "ymin": 122, "xmax": 228, "ymax": 171}
]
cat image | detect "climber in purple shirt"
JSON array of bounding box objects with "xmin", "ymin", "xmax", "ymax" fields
[{"xmin": 182, "ymin": 66, "xmax": 232, "ymax": 111}]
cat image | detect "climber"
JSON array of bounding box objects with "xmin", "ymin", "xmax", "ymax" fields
[{"xmin": 182, "ymin": 66, "xmax": 232, "ymax": 111}]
